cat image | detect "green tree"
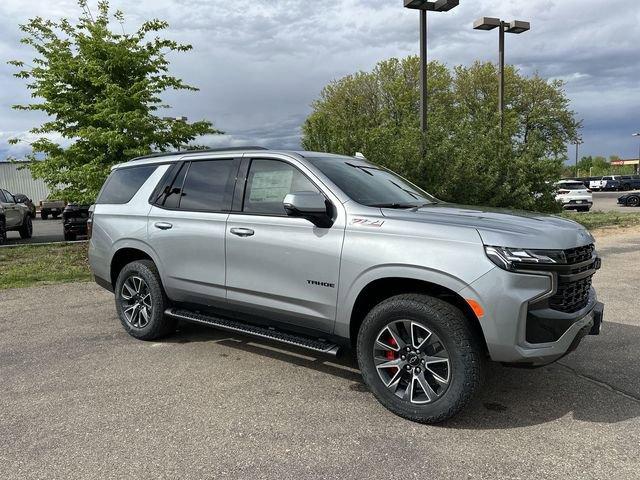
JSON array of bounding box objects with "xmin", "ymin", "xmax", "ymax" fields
[
  {"xmin": 302, "ymin": 57, "xmax": 579, "ymax": 212},
  {"xmin": 9, "ymin": 0, "xmax": 220, "ymax": 202}
]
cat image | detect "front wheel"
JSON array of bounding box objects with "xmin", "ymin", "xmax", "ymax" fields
[
  {"xmin": 357, "ymin": 294, "xmax": 485, "ymax": 424},
  {"xmin": 114, "ymin": 260, "xmax": 176, "ymax": 340},
  {"xmin": 627, "ymin": 197, "xmax": 640, "ymax": 207},
  {"xmin": 19, "ymin": 216, "xmax": 33, "ymax": 239}
]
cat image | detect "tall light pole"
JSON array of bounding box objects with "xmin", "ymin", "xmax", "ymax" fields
[
  {"xmin": 634, "ymin": 133, "xmax": 640, "ymax": 174},
  {"xmin": 404, "ymin": 1, "xmax": 459, "ymax": 134},
  {"xmin": 473, "ymin": 17, "xmax": 530, "ymax": 131},
  {"xmin": 574, "ymin": 137, "xmax": 583, "ymax": 177}
]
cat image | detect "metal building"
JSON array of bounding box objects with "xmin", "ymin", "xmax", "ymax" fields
[{"xmin": 0, "ymin": 162, "xmax": 51, "ymax": 202}]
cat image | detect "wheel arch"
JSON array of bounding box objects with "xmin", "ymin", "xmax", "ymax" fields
[
  {"xmin": 345, "ymin": 276, "xmax": 487, "ymax": 354},
  {"xmin": 110, "ymin": 244, "xmax": 158, "ymax": 287}
]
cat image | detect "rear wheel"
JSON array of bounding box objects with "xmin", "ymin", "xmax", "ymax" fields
[
  {"xmin": 19, "ymin": 216, "xmax": 33, "ymax": 239},
  {"xmin": 0, "ymin": 217, "xmax": 6, "ymax": 245},
  {"xmin": 41, "ymin": 211, "xmax": 48, "ymax": 220},
  {"xmin": 115, "ymin": 260, "xmax": 176, "ymax": 340},
  {"xmin": 357, "ymin": 294, "xmax": 485, "ymax": 424},
  {"xmin": 628, "ymin": 196, "xmax": 640, "ymax": 207}
]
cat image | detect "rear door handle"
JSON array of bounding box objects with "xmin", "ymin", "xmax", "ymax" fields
[
  {"xmin": 230, "ymin": 227, "xmax": 255, "ymax": 237},
  {"xmin": 154, "ymin": 222, "xmax": 173, "ymax": 230}
]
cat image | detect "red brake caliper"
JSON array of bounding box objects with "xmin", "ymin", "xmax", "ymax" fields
[{"xmin": 386, "ymin": 336, "xmax": 397, "ymax": 360}]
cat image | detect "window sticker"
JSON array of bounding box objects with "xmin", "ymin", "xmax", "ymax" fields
[{"xmin": 249, "ymin": 170, "xmax": 293, "ymax": 203}]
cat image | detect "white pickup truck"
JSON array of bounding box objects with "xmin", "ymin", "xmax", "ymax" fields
[{"xmin": 589, "ymin": 176, "xmax": 621, "ymax": 191}]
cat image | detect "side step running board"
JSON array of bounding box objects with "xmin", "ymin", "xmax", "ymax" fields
[{"xmin": 165, "ymin": 308, "xmax": 341, "ymax": 357}]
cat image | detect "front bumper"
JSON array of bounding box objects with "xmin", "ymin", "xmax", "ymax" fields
[{"xmin": 459, "ymin": 264, "xmax": 603, "ymax": 366}]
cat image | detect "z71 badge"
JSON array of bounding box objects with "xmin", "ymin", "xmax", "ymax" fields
[{"xmin": 351, "ymin": 218, "xmax": 385, "ymax": 227}]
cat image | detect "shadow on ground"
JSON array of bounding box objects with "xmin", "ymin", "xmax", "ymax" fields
[{"xmin": 165, "ymin": 320, "xmax": 640, "ymax": 430}]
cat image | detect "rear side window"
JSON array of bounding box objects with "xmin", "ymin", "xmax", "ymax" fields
[
  {"xmin": 98, "ymin": 165, "xmax": 157, "ymax": 204},
  {"xmin": 0, "ymin": 190, "xmax": 7, "ymax": 202},
  {"xmin": 178, "ymin": 159, "xmax": 238, "ymax": 212},
  {"xmin": 153, "ymin": 163, "xmax": 188, "ymax": 209}
]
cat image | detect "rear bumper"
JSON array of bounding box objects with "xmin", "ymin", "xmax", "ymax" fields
[
  {"xmin": 560, "ymin": 200, "xmax": 592, "ymax": 210},
  {"xmin": 63, "ymin": 222, "xmax": 88, "ymax": 235}
]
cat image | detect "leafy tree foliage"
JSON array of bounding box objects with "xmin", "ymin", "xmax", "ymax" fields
[
  {"xmin": 9, "ymin": 1, "xmax": 220, "ymax": 202},
  {"xmin": 302, "ymin": 57, "xmax": 580, "ymax": 212}
]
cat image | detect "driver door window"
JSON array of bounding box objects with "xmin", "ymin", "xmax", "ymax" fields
[{"xmin": 242, "ymin": 159, "xmax": 319, "ymax": 216}]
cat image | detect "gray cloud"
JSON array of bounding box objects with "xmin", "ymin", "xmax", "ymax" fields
[{"xmin": 1, "ymin": 0, "xmax": 639, "ymax": 162}]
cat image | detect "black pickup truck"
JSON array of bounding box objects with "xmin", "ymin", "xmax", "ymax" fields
[
  {"xmin": 619, "ymin": 175, "xmax": 640, "ymax": 191},
  {"xmin": 62, "ymin": 204, "xmax": 90, "ymax": 241}
]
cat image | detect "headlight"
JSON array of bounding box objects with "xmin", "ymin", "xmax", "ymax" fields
[{"xmin": 484, "ymin": 246, "xmax": 566, "ymax": 271}]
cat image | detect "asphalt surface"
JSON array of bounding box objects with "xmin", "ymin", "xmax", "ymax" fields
[
  {"xmin": 4, "ymin": 217, "xmax": 67, "ymax": 245},
  {"xmin": 591, "ymin": 190, "xmax": 639, "ymax": 213},
  {"xmin": 2, "ymin": 230, "xmax": 640, "ymax": 479}
]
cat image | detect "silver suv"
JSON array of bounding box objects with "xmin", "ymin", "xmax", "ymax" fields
[
  {"xmin": 89, "ymin": 148, "xmax": 604, "ymax": 423},
  {"xmin": 0, "ymin": 188, "xmax": 33, "ymax": 244}
]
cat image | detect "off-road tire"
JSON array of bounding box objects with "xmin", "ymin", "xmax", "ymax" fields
[
  {"xmin": 41, "ymin": 211, "xmax": 48, "ymax": 220},
  {"xmin": 19, "ymin": 215, "xmax": 33, "ymax": 239},
  {"xmin": 114, "ymin": 260, "xmax": 176, "ymax": 340},
  {"xmin": 357, "ymin": 294, "xmax": 485, "ymax": 424}
]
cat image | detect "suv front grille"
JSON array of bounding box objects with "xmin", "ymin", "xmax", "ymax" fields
[
  {"xmin": 549, "ymin": 244, "xmax": 596, "ymax": 313},
  {"xmin": 564, "ymin": 244, "xmax": 594, "ymax": 265}
]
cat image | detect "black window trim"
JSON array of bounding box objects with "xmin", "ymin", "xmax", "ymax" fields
[
  {"xmin": 97, "ymin": 164, "xmax": 159, "ymax": 205},
  {"xmin": 149, "ymin": 157, "xmax": 242, "ymax": 214},
  {"xmin": 234, "ymin": 157, "xmax": 334, "ymax": 219}
]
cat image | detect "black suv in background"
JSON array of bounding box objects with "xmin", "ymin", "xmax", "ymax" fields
[{"xmin": 62, "ymin": 204, "xmax": 90, "ymax": 241}]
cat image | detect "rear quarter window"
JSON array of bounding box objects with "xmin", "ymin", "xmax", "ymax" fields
[{"xmin": 97, "ymin": 165, "xmax": 158, "ymax": 204}]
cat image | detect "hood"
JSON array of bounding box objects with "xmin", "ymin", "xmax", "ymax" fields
[{"xmin": 380, "ymin": 203, "xmax": 594, "ymax": 250}]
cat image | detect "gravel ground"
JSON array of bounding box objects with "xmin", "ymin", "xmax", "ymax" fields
[{"xmin": 1, "ymin": 228, "xmax": 639, "ymax": 479}]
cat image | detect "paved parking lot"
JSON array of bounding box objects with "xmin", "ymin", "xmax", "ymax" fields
[
  {"xmin": 591, "ymin": 190, "xmax": 639, "ymax": 213},
  {"xmin": 5, "ymin": 218, "xmax": 66, "ymax": 245},
  {"xmin": 1, "ymin": 229, "xmax": 639, "ymax": 479}
]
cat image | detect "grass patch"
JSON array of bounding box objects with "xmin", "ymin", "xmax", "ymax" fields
[
  {"xmin": 0, "ymin": 243, "xmax": 91, "ymax": 290},
  {"xmin": 561, "ymin": 211, "xmax": 640, "ymax": 230}
]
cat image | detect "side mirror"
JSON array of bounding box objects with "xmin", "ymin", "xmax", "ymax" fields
[{"xmin": 283, "ymin": 192, "xmax": 333, "ymax": 228}]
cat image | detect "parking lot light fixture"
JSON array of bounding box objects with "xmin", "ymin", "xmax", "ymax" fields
[
  {"xmin": 404, "ymin": 0, "xmax": 460, "ymax": 135},
  {"xmin": 473, "ymin": 16, "xmax": 531, "ymax": 131}
]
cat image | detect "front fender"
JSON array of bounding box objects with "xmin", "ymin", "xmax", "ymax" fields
[{"xmin": 334, "ymin": 264, "xmax": 489, "ymax": 339}]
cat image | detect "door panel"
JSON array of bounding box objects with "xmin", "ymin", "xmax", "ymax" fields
[
  {"xmin": 1, "ymin": 191, "xmax": 21, "ymax": 227},
  {"xmin": 148, "ymin": 206, "xmax": 228, "ymax": 304},
  {"xmin": 225, "ymin": 214, "xmax": 344, "ymax": 332},
  {"xmin": 146, "ymin": 158, "xmax": 239, "ymax": 305},
  {"xmin": 225, "ymin": 158, "xmax": 345, "ymax": 333}
]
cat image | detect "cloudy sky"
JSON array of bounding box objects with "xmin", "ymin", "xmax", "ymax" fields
[{"xmin": 1, "ymin": 0, "xmax": 639, "ymax": 162}]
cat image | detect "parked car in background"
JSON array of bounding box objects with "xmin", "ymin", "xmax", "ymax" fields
[
  {"xmin": 62, "ymin": 203, "xmax": 90, "ymax": 241},
  {"xmin": 589, "ymin": 176, "xmax": 621, "ymax": 191},
  {"xmin": 40, "ymin": 199, "xmax": 66, "ymax": 219},
  {"xmin": 13, "ymin": 193, "xmax": 36, "ymax": 218},
  {"xmin": 618, "ymin": 192, "xmax": 640, "ymax": 207},
  {"xmin": 88, "ymin": 147, "xmax": 604, "ymax": 424},
  {"xmin": 0, "ymin": 188, "xmax": 33, "ymax": 244},
  {"xmin": 619, "ymin": 175, "xmax": 640, "ymax": 191},
  {"xmin": 555, "ymin": 180, "xmax": 593, "ymax": 211}
]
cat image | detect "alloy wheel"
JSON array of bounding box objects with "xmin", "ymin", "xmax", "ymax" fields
[
  {"xmin": 373, "ymin": 320, "xmax": 450, "ymax": 404},
  {"xmin": 120, "ymin": 275, "xmax": 153, "ymax": 328}
]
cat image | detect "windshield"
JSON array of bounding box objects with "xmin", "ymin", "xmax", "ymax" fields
[
  {"xmin": 307, "ymin": 157, "xmax": 437, "ymax": 208},
  {"xmin": 557, "ymin": 183, "xmax": 586, "ymax": 190}
]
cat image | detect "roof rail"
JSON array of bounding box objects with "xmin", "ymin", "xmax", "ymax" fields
[{"xmin": 130, "ymin": 146, "xmax": 268, "ymax": 162}]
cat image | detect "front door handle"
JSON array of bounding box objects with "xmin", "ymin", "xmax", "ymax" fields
[
  {"xmin": 230, "ymin": 227, "xmax": 255, "ymax": 237},
  {"xmin": 154, "ymin": 222, "xmax": 173, "ymax": 230}
]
